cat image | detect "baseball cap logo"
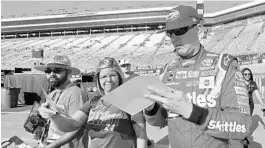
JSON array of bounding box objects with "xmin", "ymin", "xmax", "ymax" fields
[{"xmin": 166, "ymin": 10, "xmax": 180, "ymax": 21}]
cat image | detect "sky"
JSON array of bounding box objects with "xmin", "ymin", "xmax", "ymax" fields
[{"xmin": 1, "ymin": 1, "xmax": 252, "ymax": 19}]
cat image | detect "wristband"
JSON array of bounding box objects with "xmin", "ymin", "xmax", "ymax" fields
[
  {"xmin": 145, "ymin": 102, "xmax": 159, "ymax": 116},
  {"xmin": 187, "ymin": 105, "xmax": 208, "ymax": 125}
]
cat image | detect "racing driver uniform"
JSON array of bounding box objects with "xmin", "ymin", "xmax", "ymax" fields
[{"xmin": 144, "ymin": 45, "xmax": 252, "ymax": 148}]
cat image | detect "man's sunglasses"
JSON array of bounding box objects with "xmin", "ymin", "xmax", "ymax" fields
[
  {"xmin": 166, "ymin": 24, "xmax": 196, "ymax": 37},
  {"xmin": 44, "ymin": 69, "xmax": 65, "ymax": 74}
]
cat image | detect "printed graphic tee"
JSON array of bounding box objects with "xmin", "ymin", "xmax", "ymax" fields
[
  {"xmin": 47, "ymin": 85, "xmax": 88, "ymax": 148},
  {"xmin": 80, "ymin": 96, "xmax": 145, "ymax": 148}
]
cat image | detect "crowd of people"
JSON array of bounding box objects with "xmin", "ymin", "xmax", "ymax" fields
[{"xmin": 33, "ymin": 5, "xmax": 264, "ymax": 148}]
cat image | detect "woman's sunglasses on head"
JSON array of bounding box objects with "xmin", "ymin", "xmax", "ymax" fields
[{"xmin": 166, "ymin": 24, "xmax": 196, "ymax": 37}]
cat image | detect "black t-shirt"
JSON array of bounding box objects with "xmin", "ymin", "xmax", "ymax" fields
[
  {"xmin": 80, "ymin": 96, "xmax": 145, "ymax": 148},
  {"xmin": 247, "ymin": 81, "xmax": 258, "ymax": 103}
]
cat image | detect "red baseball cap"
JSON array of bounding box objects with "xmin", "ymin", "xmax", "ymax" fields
[{"xmin": 158, "ymin": 5, "xmax": 200, "ymax": 33}]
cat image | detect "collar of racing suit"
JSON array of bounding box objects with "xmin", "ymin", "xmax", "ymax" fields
[
  {"xmin": 178, "ymin": 44, "xmax": 206, "ymax": 68},
  {"xmin": 178, "ymin": 44, "xmax": 202, "ymax": 59}
]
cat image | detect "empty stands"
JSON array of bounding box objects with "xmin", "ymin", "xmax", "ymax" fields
[
  {"xmin": 210, "ymin": 26, "xmax": 245, "ymax": 53},
  {"xmin": 224, "ymin": 22, "xmax": 264, "ymax": 55},
  {"xmin": 1, "ymin": 19, "xmax": 265, "ymax": 72}
]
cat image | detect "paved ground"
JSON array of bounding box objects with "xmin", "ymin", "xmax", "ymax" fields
[
  {"xmin": 1, "ymin": 104, "xmax": 39, "ymax": 147},
  {"xmin": 1, "ymin": 104, "xmax": 265, "ymax": 148}
]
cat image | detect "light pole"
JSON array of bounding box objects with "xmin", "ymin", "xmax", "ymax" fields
[{"xmin": 196, "ymin": 0, "xmax": 204, "ymax": 28}]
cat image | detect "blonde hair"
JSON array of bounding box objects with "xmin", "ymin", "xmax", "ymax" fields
[{"xmin": 94, "ymin": 57, "xmax": 124, "ymax": 95}]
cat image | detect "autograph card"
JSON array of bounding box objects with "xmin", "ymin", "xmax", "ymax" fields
[{"xmin": 102, "ymin": 76, "xmax": 169, "ymax": 116}]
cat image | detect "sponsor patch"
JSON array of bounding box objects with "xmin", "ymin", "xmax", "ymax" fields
[
  {"xmin": 234, "ymin": 81, "xmax": 246, "ymax": 87},
  {"xmin": 188, "ymin": 71, "xmax": 199, "ymax": 78},
  {"xmin": 199, "ymin": 66, "xmax": 215, "ymax": 70},
  {"xmin": 166, "ymin": 10, "xmax": 180, "ymax": 21},
  {"xmin": 207, "ymin": 120, "xmax": 246, "ymax": 133},
  {"xmin": 235, "ymin": 72, "xmax": 244, "ymax": 82},
  {"xmin": 237, "ymin": 96, "xmax": 249, "ymax": 107},
  {"xmin": 232, "ymin": 65, "xmax": 240, "ymax": 71},
  {"xmin": 167, "ymin": 65, "xmax": 177, "ymax": 72},
  {"xmin": 234, "ymin": 86, "xmax": 248, "ymax": 96},
  {"xmin": 165, "ymin": 82, "xmax": 180, "ymax": 86},
  {"xmin": 202, "ymin": 59, "xmax": 213, "ymax": 66},
  {"xmin": 181, "ymin": 60, "xmax": 195, "ymax": 67},
  {"xmin": 223, "ymin": 54, "xmax": 232, "ymax": 67},
  {"xmin": 199, "ymin": 76, "xmax": 215, "ymax": 89},
  {"xmin": 165, "ymin": 73, "xmax": 174, "ymax": 82},
  {"xmin": 239, "ymin": 106, "xmax": 250, "ymax": 114},
  {"xmin": 200, "ymin": 70, "xmax": 217, "ymax": 76},
  {"xmin": 175, "ymin": 71, "xmax": 187, "ymax": 79},
  {"xmin": 186, "ymin": 81, "xmax": 199, "ymax": 87}
]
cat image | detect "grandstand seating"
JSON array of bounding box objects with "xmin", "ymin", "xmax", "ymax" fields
[
  {"xmin": 249, "ymin": 23, "xmax": 265, "ymax": 54},
  {"xmin": 224, "ymin": 22, "xmax": 264, "ymax": 55},
  {"xmin": 151, "ymin": 36, "xmax": 175, "ymax": 66},
  {"xmin": 202, "ymin": 29, "xmax": 230, "ymax": 50},
  {"xmin": 131, "ymin": 32, "xmax": 164, "ymax": 66},
  {"xmin": 113, "ymin": 33, "xmax": 150, "ymax": 60},
  {"xmin": 1, "ymin": 19, "xmax": 265, "ymax": 71},
  {"xmin": 210, "ymin": 26, "xmax": 245, "ymax": 53},
  {"xmin": 77, "ymin": 34, "xmax": 122, "ymax": 69}
]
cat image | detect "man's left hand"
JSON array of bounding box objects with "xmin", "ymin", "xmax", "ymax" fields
[{"xmin": 144, "ymin": 85, "xmax": 193, "ymax": 119}]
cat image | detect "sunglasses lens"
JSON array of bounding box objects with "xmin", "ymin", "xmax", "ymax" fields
[
  {"xmin": 45, "ymin": 69, "xmax": 63, "ymax": 74},
  {"xmin": 166, "ymin": 26, "xmax": 190, "ymax": 37},
  {"xmin": 44, "ymin": 69, "xmax": 52, "ymax": 74},
  {"xmin": 53, "ymin": 69, "xmax": 62, "ymax": 73},
  {"xmin": 174, "ymin": 27, "xmax": 189, "ymax": 36},
  {"xmin": 121, "ymin": 64, "xmax": 130, "ymax": 67}
]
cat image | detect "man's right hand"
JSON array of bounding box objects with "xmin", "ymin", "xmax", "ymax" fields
[{"xmin": 38, "ymin": 102, "xmax": 57, "ymax": 119}]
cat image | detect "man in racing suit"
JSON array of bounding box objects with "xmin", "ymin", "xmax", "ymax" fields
[{"xmin": 144, "ymin": 5, "xmax": 252, "ymax": 148}]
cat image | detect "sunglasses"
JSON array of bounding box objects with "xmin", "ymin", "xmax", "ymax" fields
[
  {"xmin": 166, "ymin": 24, "xmax": 196, "ymax": 37},
  {"xmin": 244, "ymin": 73, "xmax": 251, "ymax": 76},
  {"xmin": 44, "ymin": 68, "xmax": 65, "ymax": 74},
  {"xmin": 120, "ymin": 64, "xmax": 131, "ymax": 67}
]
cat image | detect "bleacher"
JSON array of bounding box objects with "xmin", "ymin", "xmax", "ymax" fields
[
  {"xmin": 1, "ymin": 16, "xmax": 265, "ymax": 71},
  {"xmin": 210, "ymin": 26, "xmax": 245, "ymax": 53},
  {"xmin": 224, "ymin": 22, "xmax": 264, "ymax": 55}
]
